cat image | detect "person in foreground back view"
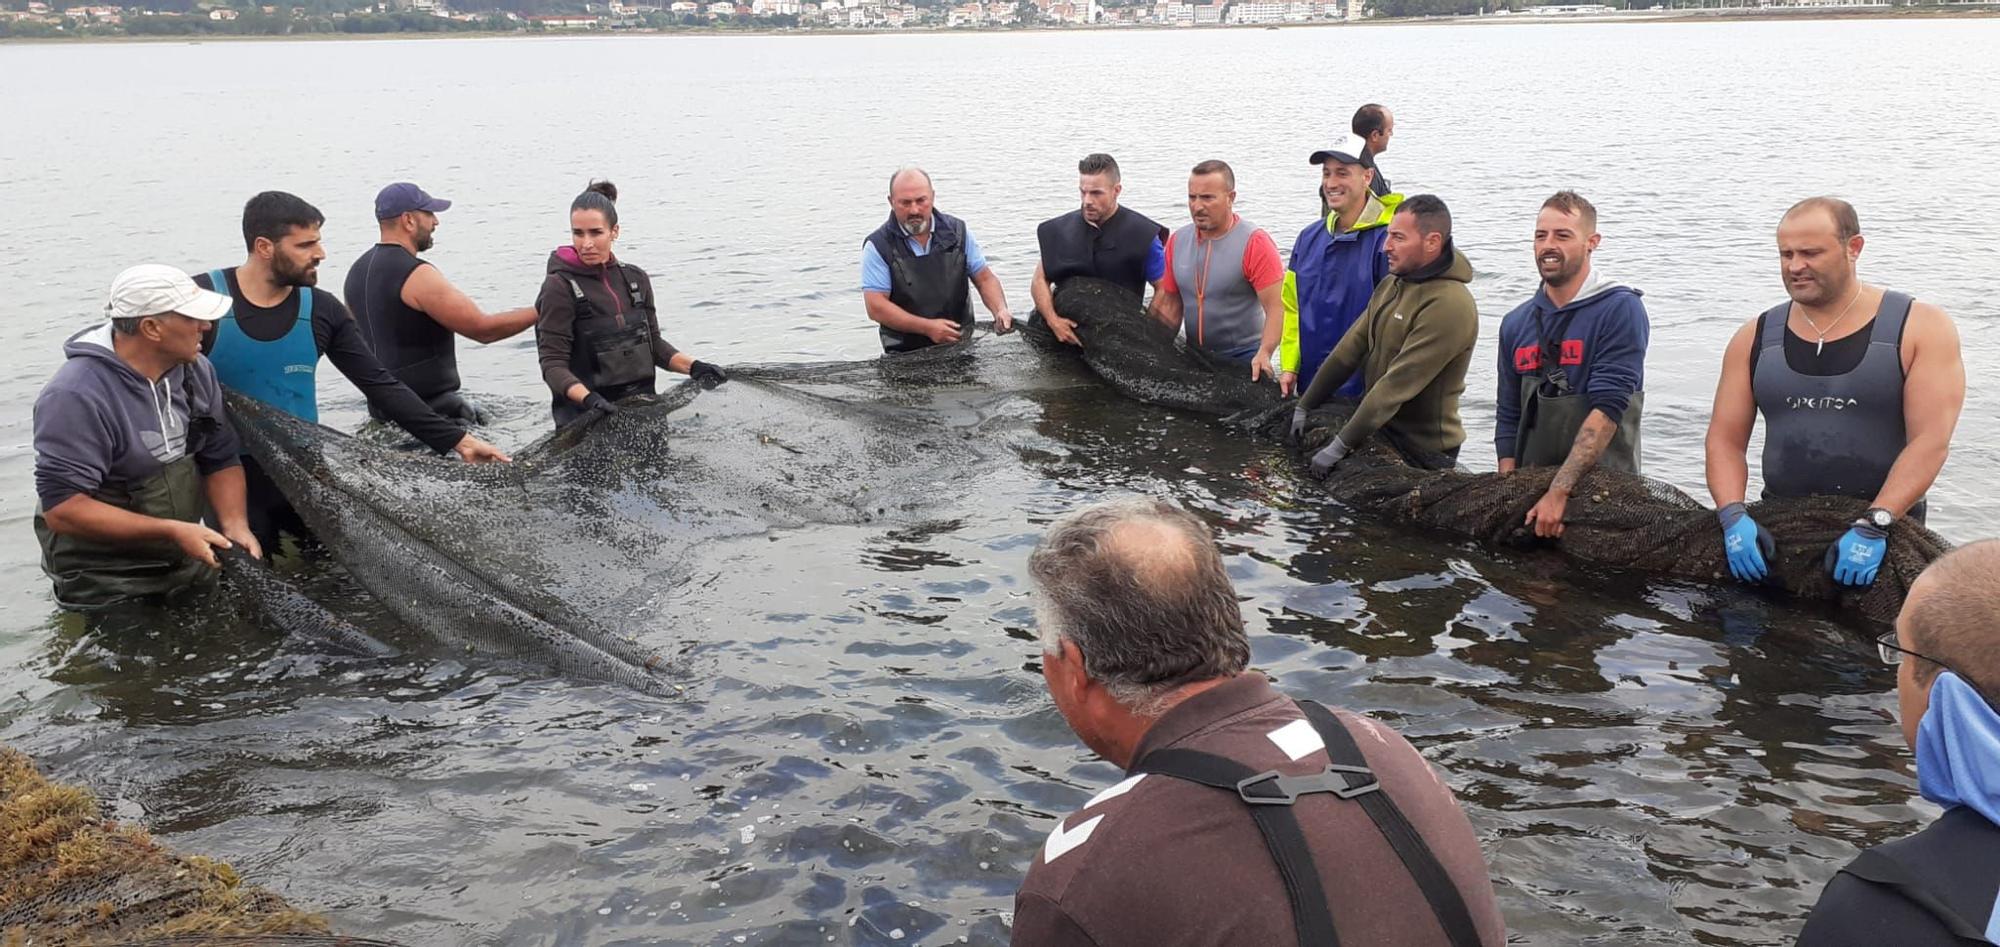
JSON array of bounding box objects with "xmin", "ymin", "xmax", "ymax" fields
[
  {"xmin": 1798, "ymin": 540, "xmax": 2000, "ymax": 946},
  {"xmin": 1013, "ymin": 496, "xmax": 1506, "ymax": 947}
]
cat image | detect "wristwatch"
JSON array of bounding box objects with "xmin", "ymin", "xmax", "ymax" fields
[{"xmin": 1857, "ymin": 508, "xmax": 1894, "ymax": 530}]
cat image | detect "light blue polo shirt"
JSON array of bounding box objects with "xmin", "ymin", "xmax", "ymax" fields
[{"xmin": 860, "ymin": 219, "xmax": 990, "ymax": 293}]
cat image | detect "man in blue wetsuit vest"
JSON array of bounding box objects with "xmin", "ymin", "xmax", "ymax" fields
[
  {"xmin": 1798, "ymin": 540, "xmax": 2000, "ymax": 945},
  {"xmin": 1704, "ymin": 197, "xmax": 1963, "ymax": 590},
  {"xmin": 196, "ymin": 191, "xmax": 510, "ymax": 551}
]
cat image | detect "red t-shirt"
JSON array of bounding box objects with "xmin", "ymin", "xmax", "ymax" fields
[{"xmin": 1158, "ymin": 216, "xmax": 1284, "ymax": 295}]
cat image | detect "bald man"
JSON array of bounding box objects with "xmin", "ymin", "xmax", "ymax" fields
[
  {"xmin": 861, "ymin": 167, "xmax": 1014, "ymax": 354},
  {"xmin": 1798, "ymin": 541, "xmax": 2000, "ymax": 944},
  {"xmin": 1704, "ymin": 196, "xmax": 1963, "ymax": 589}
]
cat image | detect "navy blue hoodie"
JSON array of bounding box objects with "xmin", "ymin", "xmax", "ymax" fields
[
  {"xmin": 33, "ymin": 325, "xmax": 241, "ymax": 512},
  {"xmin": 1493, "ymin": 269, "xmax": 1649, "ymax": 457}
]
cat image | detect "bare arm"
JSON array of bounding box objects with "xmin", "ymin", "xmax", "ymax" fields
[
  {"xmin": 1149, "ymin": 288, "xmax": 1183, "ymax": 333},
  {"xmin": 1703, "ymin": 320, "xmax": 1760, "ymax": 508},
  {"xmin": 1870, "ymin": 302, "xmax": 1964, "ymax": 517},
  {"xmin": 1032, "ymin": 261, "xmax": 1082, "ymax": 346},
  {"xmin": 1252, "ymin": 279, "xmax": 1284, "ymax": 382},
  {"xmin": 203, "ymin": 465, "xmax": 256, "ymax": 557},
  {"xmin": 971, "ymin": 266, "xmax": 1013, "ymax": 331},
  {"xmin": 402, "ymin": 264, "xmax": 538, "ymax": 344},
  {"xmin": 1524, "ymin": 409, "xmax": 1621, "ymax": 538},
  {"xmin": 1029, "ymin": 261, "xmax": 1055, "ymax": 318},
  {"xmin": 865, "ymin": 290, "xmax": 953, "ymax": 336}
]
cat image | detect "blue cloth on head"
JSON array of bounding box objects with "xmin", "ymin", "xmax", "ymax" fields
[{"xmin": 1916, "ymin": 671, "xmax": 2000, "ymax": 829}]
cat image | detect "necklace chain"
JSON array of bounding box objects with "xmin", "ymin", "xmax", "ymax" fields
[{"xmin": 1796, "ymin": 287, "xmax": 1864, "ymax": 357}]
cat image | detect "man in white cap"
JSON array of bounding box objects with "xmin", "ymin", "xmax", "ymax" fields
[{"xmin": 32, "ymin": 264, "xmax": 259, "ymax": 611}]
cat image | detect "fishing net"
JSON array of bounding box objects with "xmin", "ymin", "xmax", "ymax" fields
[
  {"xmin": 1045, "ymin": 278, "xmax": 1947, "ymax": 624},
  {"xmin": 223, "ymin": 340, "xmax": 1051, "ymax": 692},
  {"xmin": 0, "ymin": 746, "xmax": 332, "ymax": 946}
]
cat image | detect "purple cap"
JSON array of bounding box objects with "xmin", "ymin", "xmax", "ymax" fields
[{"xmin": 374, "ymin": 182, "xmax": 452, "ymax": 220}]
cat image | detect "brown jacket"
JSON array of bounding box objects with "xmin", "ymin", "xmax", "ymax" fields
[
  {"xmin": 534, "ymin": 247, "xmax": 679, "ymax": 397},
  {"xmin": 1012, "ymin": 674, "xmax": 1506, "ymax": 947}
]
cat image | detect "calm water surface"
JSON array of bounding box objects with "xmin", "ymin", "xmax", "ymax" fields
[{"xmin": 2, "ymin": 21, "xmax": 1998, "ymax": 945}]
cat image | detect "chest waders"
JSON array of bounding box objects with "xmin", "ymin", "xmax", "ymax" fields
[
  {"xmin": 1132, "ymin": 699, "xmax": 1484, "ymax": 947},
  {"xmin": 1513, "ymin": 305, "xmax": 1642, "ymax": 473}
]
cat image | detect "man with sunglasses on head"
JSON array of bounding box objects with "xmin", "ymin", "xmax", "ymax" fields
[{"xmin": 1798, "ymin": 540, "xmax": 2000, "ymax": 945}]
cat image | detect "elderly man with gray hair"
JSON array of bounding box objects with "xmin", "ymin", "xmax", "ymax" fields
[
  {"xmin": 861, "ymin": 166, "xmax": 1014, "ymax": 354},
  {"xmin": 1013, "ymin": 496, "xmax": 1506, "ymax": 947}
]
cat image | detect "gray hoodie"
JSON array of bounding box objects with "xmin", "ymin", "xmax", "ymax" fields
[{"xmin": 33, "ymin": 325, "xmax": 242, "ymax": 512}]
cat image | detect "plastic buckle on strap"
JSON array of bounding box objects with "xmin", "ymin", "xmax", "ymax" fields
[{"xmin": 1235, "ymin": 764, "xmax": 1381, "ymax": 805}]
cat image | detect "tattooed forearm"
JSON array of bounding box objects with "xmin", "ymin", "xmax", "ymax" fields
[{"xmin": 1551, "ymin": 411, "xmax": 1616, "ymax": 495}]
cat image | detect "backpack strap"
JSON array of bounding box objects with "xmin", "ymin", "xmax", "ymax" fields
[
  {"xmin": 1300, "ymin": 701, "xmax": 1483, "ymax": 947},
  {"xmin": 1132, "ymin": 746, "xmax": 1342, "ymax": 947},
  {"xmin": 1130, "ymin": 700, "xmax": 1484, "ymax": 947}
]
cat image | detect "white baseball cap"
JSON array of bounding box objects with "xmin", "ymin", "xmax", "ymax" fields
[
  {"xmin": 106, "ymin": 264, "xmax": 233, "ymax": 322},
  {"xmin": 1309, "ymin": 132, "xmax": 1372, "ymax": 166}
]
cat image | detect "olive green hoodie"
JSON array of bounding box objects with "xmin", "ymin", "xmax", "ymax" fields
[{"xmin": 1299, "ymin": 241, "xmax": 1479, "ymax": 459}]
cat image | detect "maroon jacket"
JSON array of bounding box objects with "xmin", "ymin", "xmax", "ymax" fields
[{"xmin": 1012, "ymin": 675, "xmax": 1507, "ymax": 946}]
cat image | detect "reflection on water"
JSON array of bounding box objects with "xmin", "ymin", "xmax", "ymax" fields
[
  {"xmin": 4, "ymin": 18, "xmax": 1996, "ymax": 947},
  {"xmin": 0, "ymin": 365, "xmax": 1927, "ymax": 946}
]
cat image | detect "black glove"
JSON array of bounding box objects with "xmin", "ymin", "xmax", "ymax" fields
[
  {"xmin": 689, "ymin": 361, "xmax": 728, "ymax": 388},
  {"xmin": 581, "ymin": 391, "xmax": 618, "ymax": 416}
]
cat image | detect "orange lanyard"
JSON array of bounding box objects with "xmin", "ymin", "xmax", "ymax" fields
[{"xmin": 1193, "ymin": 233, "xmax": 1216, "ymax": 346}]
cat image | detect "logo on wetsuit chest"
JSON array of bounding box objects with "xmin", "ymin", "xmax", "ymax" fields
[
  {"xmin": 1784, "ymin": 396, "xmax": 1860, "ymax": 410},
  {"xmin": 1513, "ymin": 341, "xmax": 1584, "ymax": 373}
]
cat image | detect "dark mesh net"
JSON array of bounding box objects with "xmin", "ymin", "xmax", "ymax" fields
[
  {"xmin": 222, "ymin": 341, "xmax": 1050, "ymax": 692},
  {"xmin": 1051, "ymin": 277, "xmax": 1945, "ymax": 624},
  {"xmin": 1, "ymin": 747, "xmax": 331, "ymax": 946}
]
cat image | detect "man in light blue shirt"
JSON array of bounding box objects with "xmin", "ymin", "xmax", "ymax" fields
[{"xmin": 861, "ymin": 167, "xmax": 1014, "ymax": 354}]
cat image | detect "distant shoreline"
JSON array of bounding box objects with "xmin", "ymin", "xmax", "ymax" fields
[{"xmin": 4, "ymin": 4, "xmax": 1995, "ymax": 44}]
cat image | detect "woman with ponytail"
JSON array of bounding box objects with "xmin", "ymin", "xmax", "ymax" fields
[{"xmin": 534, "ymin": 180, "xmax": 726, "ymax": 426}]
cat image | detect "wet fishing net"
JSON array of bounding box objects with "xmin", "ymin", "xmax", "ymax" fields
[
  {"xmin": 0, "ymin": 746, "xmax": 333, "ymax": 946},
  {"xmin": 223, "ymin": 341, "xmax": 1054, "ymax": 692},
  {"xmin": 1041, "ymin": 278, "xmax": 1947, "ymax": 624}
]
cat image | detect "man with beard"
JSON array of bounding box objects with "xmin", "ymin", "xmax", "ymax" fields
[
  {"xmin": 1282, "ymin": 133, "xmax": 1397, "ymax": 398},
  {"xmin": 1703, "ymin": 197, "xmax": 1963, "ymax": 588},
  {"xmin": 197, "ymin": 190, "xmax": 509, "ymax": 551},
  {"xmin": 1150, "ymin": 160, "xmax": 1287, "ymax": 389},
  {"xmin": 862, "ymin": 167, "xmax": 1014, "ymax": 353},
  {"xmin": 1031, "ymin": 153, "xmax": 1167, "ymax": 347},
  {"xmin": 344, "ymin": 183, "xmax": 537, "ymax": 428},
  {"xmin": 1290, "ymin": 194, "xmax": 1478, "ymax": 476},
  {"xmin": 1494, "ymin": 191, "xmax": 1650, "ymax": 539}
]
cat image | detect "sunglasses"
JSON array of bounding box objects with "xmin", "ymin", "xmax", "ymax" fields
[{"xmin": 1876, "ymin": 630, "xmax": 1950, "ymax": 669}]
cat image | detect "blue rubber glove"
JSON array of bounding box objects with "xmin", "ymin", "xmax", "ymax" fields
[
  {"xmin": 1309, "ymin": 436, "xmax": 1353, "ymax": 479},
  {"xmin": 1825, "ymin": 523, "xmax": 1888, "ymax": 587},
  {"xmin": 1717, "ymin": 502, "xmax": 1776, "ymax": 584}
]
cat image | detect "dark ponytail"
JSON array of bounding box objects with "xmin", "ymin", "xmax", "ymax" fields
[{"xmin": 571, "ymin": 179, "xmax": 618, "ymax": 227}]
